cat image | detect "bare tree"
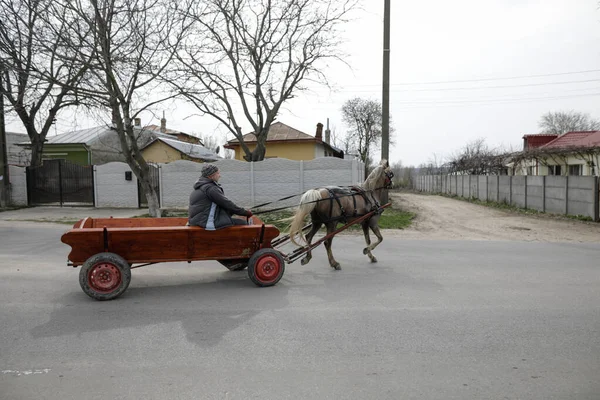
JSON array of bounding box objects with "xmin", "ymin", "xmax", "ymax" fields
[
  {"xmin": 171, "ymin": 0, "xmax": 356, "ymax": 161},
  {"xmin": 0, "ymin": 0, "xmax": 88, "ymax": 167},
  {"xmin": 341, "ymin": 97, "xmax": 393, "ymax": 177},
  {"xmin": 446, "ymin": 138, "xmax": 509, "ymax": 175},
  {"xmin": 199, "ymin": 133, "xmax": 234, "ymax": 159},
  {"xmin": 539, "ymin": 110, "xmax": 600, "ymax": 136},
  {"xmin": 48, "ymin": 0, "xmax": 190, "ymax": 217}
]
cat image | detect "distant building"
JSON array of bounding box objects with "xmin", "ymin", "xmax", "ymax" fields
[{"xmin": 225, "ymin": 121, "xmax": 343, "ymax": 161}]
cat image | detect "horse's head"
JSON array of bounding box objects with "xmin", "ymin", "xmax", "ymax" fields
[{"xmin": 380, "ymin": 159, "xmax": 394, "ymax": 189}]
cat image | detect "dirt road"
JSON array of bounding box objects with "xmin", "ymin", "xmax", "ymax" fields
[{"xmin": 388, "ymin": 192, "xmax": 600, "ymax": 243}]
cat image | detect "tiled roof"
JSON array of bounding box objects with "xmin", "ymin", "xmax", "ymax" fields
[
  {"xmin": 145, "ymin": 137, "xmax": 221, "ymax": 161},
  {"xmin": 542, "ymin": 131, "xmax": 600, "ymax": 149},
  {"xmin": 37, "ymin": 125, "xmax": 179, "ymax": 146},
  {"xmin": 522, "ymin": 133, "xmax": 559, "ymax": 138},
  {"xmin": 227, "ymin": 122, "xmax": 315, "ymax": 143}
]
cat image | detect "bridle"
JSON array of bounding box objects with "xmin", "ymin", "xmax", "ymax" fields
[{"xmin": 384, "ymin": 169, "xmax": 394, "ymax": 189}]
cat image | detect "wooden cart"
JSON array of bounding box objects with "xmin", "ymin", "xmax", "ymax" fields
[{"xmin": 61, "ymin": 216, "xmax": 282, "ymax": 300}]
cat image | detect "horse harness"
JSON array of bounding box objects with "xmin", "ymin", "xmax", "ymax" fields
[{"xmin": 324, "ymin": 187, "xmax": 383, "ymax": 224}]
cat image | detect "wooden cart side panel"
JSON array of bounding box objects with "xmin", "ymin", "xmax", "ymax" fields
[
  {"xmin": 89, "ymin": 216, "xmax": 266, "ymax": 228},
  {"xmin": 61, "ymin": 230, "xmax": 105, "ymax": 265},
  {"xmin": 91, "ymin": 217, "xmax": 188, "ymax": 228},
  {"xmin": 61, "ymin": 225, "xmax": 280, "ymax": 265}
]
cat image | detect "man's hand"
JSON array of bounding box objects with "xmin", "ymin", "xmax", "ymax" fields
[{"xmin": 245, "ymin": 209, "xmax": 253, "ymax": 217}]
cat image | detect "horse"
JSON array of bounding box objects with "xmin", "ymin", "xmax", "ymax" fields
[{"xmin": 288, "ymin": 159, "xmax": 394, "ymax": 270}]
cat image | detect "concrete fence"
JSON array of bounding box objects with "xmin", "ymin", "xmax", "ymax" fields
[
  {"xmin": 7, "ymin": 158, "xmax": 365, "ymax": 209},
  {"xmin": 415, "ymin": 174, "xmax": 600, "ymax": 221}
]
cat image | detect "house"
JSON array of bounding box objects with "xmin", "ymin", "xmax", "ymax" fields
[
  {"xmin": 19, "ymin": 117, "xmax": 203, "ymax": 166},
  {"xmin": 509, "ymin": 131, "xmax": 600, "ymax": 176},
  {"xmin": 141, "ymin": 136, "xmax": 220, "ymax": 163},
  {"xmin": 224, "ymin": 121, "xmax": 343, "ymax": 161},
  {"xmin": 141, "ymin": 114, "xmax": 203, "ymax": 145}
]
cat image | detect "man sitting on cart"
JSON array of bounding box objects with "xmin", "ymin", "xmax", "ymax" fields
[{"xmin": 188, "ymin": 164, "xmax": 253, "ymax": 229}]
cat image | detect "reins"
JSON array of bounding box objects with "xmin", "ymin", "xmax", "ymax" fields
[{"xmin": 250, "ymin": 184, "xmax": 390, "ymax": 215}]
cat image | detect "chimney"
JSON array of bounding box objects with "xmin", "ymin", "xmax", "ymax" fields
[
  {"xmin": 315, "ymin": 122, "xmax": 323, "ymax": 141},
  {"xmin": 160, "ymin": 111, "xmax": 166, "ymax": 133},
  {"xmin": 134, "ymin": 118, "xmax": 141, "ymax": 127},
  {"xmin": 325, "ymin": 118, "xmax": 331, "ymax": 144}
]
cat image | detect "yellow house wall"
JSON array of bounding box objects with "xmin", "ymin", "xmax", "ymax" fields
[
  {"xmin": 142, "ymin": 142, "xmax": 183, "ymax": 163},
  {"xmin": 233, "ymin": 142, "xmax": 315, "ymax": 161}
]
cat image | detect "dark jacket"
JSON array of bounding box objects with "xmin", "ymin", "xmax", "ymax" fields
[{"xmin": 188, "ymin": 177, "xmax": 248, "ymax": 229}]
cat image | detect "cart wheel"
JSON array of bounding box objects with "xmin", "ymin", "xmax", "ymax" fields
[
  {"xmin": 79, "ymin": 252, "xmax": 131, "ymax": 301},
  {"xmin": 218, "ymin": 259, "xmax": 248, "ymax": 271},
  {"xmin": 248, "ymin": 249, "xmax": 285, "ymax": 287}
]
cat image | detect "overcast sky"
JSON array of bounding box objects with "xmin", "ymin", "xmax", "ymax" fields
[{"xmin": 6, "ymin": 0, "xmax": 600, "ymax": 167}]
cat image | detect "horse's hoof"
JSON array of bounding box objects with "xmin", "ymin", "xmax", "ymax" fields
[
  {"xmin": 363, "ymin": 248, "xmax": 369, "ymax": 255},
  {"xmin": 370, "ymin": 256, "xmax": 378, "ymax": 263},
  {"xmin": 333, "ymin": 263, "xmax": 341, "ymax": 270},
  {"xmin": 301, "ymin": 257, "xmax": 310, "ymax": 266}
]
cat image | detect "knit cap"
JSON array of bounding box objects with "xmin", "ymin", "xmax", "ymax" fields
[{"xmin": 201, "ymin": 164, "xmax": 219, "ymax": 178}]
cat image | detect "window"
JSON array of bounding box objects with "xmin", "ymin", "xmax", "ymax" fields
[
  {"xmin": 548, "ymin": 165, "xmax": 561, "ymax": 176},
  {"xmin": 568, "ymin": 164, "xmax": 582, "ymax": 176}
]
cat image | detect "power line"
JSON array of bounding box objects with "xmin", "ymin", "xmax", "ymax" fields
[
  {"xmin": 390, "ymin": 68, "xmax": 600, "ymax": 86},
  {"xmin": 337, "ymin": 69, "xmax": 600, "ymax": 88},
  {"xmin": 389, "ymin": 92, "xmax": 600, "ymax": 108},
  {"xmin": 315, "ymin": 78, "xmax": 600, "ymax": 94}
]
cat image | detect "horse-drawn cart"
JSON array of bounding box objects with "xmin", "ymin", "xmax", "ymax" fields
[
  {"xmin": 61, "ymin": 216, "xmax": 282, "ymax": 300},
  {"xmin": 61, "ymin": 203, "xmax": 389, "ymax": 301}
]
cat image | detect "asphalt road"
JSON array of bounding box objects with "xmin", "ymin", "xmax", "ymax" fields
[{"xmin": 1, "ymin": 221, "xmax": 599, "ymax": 400}]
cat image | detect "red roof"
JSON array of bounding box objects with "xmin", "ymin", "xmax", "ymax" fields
[
  {"xmin": 542, "ymin": 131, "xmax": 600, "ymax": 149},
  {"xmin": 227, "ymin": 122, "xmax": 316, "ymax": 144},
  {"xmin": 522, "ymin": 134, "xmax": 558, "ymax": 150}
]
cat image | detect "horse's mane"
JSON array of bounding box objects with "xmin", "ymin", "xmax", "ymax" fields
[{"xmin": 362, "ymin": 159, "xmax": 388, "ymax": 190}]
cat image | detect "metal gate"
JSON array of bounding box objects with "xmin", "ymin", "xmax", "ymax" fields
[
  {"xmin": 26, "ymin": 159, "xmax": 95, "ymax": 206},
  {"xmin": 138, "ymin": 164, "xmax": 160, "ymax": 208}
]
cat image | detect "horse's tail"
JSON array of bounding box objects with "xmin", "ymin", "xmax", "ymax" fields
[{"xmin": 289, "ymin": 189, "xmax": 323, "ymax": 246}]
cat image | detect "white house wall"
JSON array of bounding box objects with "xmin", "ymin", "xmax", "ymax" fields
[{"xmin": 514, "ymin": 154, "xmax": 598, "ymax": 176}]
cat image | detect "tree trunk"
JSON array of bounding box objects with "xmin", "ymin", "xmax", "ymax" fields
[
  {"xmin": 138, "ymin": 177, "xmax": 162, "ymax": 217},
  {"xmin": 30, "ymin": 137, "xmax": 45, "ymax": 168}
]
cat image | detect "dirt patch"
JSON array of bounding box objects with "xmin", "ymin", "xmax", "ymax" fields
[{"xmin": 387, "ymin": 192, "xmax": 600, "ymax": 243}]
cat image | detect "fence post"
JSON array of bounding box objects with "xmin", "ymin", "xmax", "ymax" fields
[
  {"xmin": 496, "ymin": 176, "xmax": 500, "ymax": 202},
  {"xmin": 299, "ymin": 160, "xmax": 304, "ymax": 192},
  {"xmin": 486, "ymin": 176, "xmax": 489, "ymax": 201},
  {"xmin": 468, "ymin": 175, "xmax": 471, "ymax": 198},
  {"xmin": 93, "ymin": 166, "xmax": 98, "ymax": 208},
  {"xmin": 250, "ymin": 162, "xmax": 255, "ymax": 207},
  {"xmin": 58, "ymin": 160, "xmax": 63, "ymax": 207},
  {"xmin": 542, "ymin": 175, "xmax": 546, "ymax": 212},
  {"xmin": 524, "ymin": 176, "xmax": 528, "ymax": 209},
  {"xmin": 509, "ymin": 175, "xmax": 513, "ymax": 206},
  {"xmin": 595, "ymin": 177, "xmax": 599, "ymax": 222},
  {"xmin": 564, "ymin": 175, "xmax": 569, "ymax": 215}
]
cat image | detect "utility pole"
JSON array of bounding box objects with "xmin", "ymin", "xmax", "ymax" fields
[
  {"xmin": 0, "ymin": 69, "xmax": 9, "ymax": 208},
  {"xmin": 381, "ymin": 0, "xmax": 391, "ymax": 203}
]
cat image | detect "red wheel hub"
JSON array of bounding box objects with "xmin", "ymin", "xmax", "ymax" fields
[
  {"xmin": 255, "ymin": 255, "xmax": 281, "ymax": 283},
  {"xmin": 88, "ymin": 262, "xmax": 122, "ymax": 293}
]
